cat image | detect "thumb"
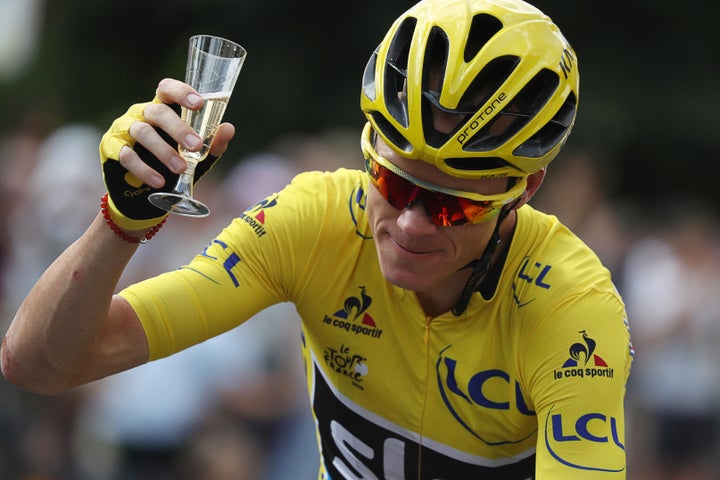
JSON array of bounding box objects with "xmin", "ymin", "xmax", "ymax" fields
[{"xmin": 209, "ymin": 123, "xmax": 236, "ymax": 157}]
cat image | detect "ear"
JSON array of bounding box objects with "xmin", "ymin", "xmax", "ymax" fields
[{"xmin": 512, "ymin": 167, "xmax": 546, "ymax": 210}]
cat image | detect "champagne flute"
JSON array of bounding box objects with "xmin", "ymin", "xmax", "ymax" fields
[{"xmin": 148, "ymin": 35, "xmax": 246, "ymax": 217}]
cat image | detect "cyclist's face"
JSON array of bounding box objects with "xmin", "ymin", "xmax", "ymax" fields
[{"xmin": 366, "ymin": 136, "xmax": 509, "ymax": 296}]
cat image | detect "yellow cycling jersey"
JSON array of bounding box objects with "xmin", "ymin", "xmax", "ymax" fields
[{"xmin": 120, "ymin": 168, "xmax": 633, "ymax": 479}]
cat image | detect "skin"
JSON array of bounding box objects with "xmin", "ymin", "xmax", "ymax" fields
[
  {"xmin": 367, "ymin": 135, "xmax": 544, "ymax": 316},
  {"xmin": 0, "ymin": 78, "xmax": 544, "ymax": 394},
  {"xmin": 1, "ymin": 79, "xmax": 233, "ymax": 394},
  {"xmin": 367, "ymin": 97, "xmax": 545, "ymax": 316}
]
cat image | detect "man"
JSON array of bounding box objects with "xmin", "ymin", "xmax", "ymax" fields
[{"xmin": 2, "ymin": 0, "xmax": 633, "ymax": 477}]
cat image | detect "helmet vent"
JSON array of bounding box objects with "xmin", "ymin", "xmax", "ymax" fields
[
  {"xmin": 444, "ymin": 156, "xmax": 514, "ymax": 172},
  {"xmin": 382, "ymin": 17, "xmax": 417, "ymax": 128},
  {"xmin": 361, "ymin": 50, "xmax": 379, "ymax": 102},
  {"xmin": 423, "ymin": 55, "xmax": 519, "ymax": 149},
  {"xmin": 462, "ymin": 68, "xmax": 559, "ymax": 153},
  {"xmin": 506, "ymin": 68, "xmax": 560, "ymax": 122},
  {"xmin": 370, "ymin": 112, "xmax": 413, "ymax": 153},
  {"xmin": 420, "ymin": 26, "xmax": 450, "ymax": 147},
  {"xmin": 464, "ymin": 14, "xmax": 503, "ymax": 63},
  {"xmin": 421, "ymin": 26, "xmax": 449, "ymax": 91},
  {"xmin": 514, "ymin": 91, "xmax": 577, "ymax": 158},
  {"xmin": 457, "ymin": 55, "xmax": 519, "ymax": 114}
]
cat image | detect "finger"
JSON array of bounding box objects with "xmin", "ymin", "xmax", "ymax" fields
[
  {"xmin": 117, "ymin": 145, "xmax": 167, "ymax": 189},
  {"xmin": 128, "ymin": 120, "xmax": 187, "ymax": 175},
  {"xmin": 142, "ymin": 102, "xmax": 203, "ymax": 154},
  {"xmin": 154, "ymin": 78, "xmax": 203, "ymax": 110},
  {"xmin": 209, "ymin": 123, "xmax": 236, "ymax": 157}
]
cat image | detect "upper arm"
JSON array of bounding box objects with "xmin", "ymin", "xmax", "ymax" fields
[
  {"xmin": 524, "ymin": 291, "xmax": 631, "ymax": 478},
  {"xmin": 65, "ymin": 294, "xmax": 150, "ymax": 389}
]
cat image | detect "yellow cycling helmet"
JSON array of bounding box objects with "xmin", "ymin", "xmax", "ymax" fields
[{"xmin": 361, "ymin": 0, "xmax": 579, "ymax": 179}]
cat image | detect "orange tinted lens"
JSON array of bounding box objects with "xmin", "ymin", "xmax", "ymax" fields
[{"xmin": 366, "ymin": 158, "xmax": 499, "ymax": 226}]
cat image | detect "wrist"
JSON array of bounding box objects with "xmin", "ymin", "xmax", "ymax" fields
[
  {"xmin": 105, "ymin": 194, "xmax": 168, "ymax": 231},
  {"xmin": 100, "ymin": 194, "xmax": 166, "ymax": 244}
]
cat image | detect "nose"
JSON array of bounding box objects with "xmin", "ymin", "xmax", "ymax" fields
[{"xmin": 396, "ymin": 200, "xmax": 439, "ymax": 235}]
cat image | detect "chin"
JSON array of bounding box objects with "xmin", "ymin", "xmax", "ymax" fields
[{"xmin": 378, "ymin": 261, "xmax": 437, "ymax": 292}]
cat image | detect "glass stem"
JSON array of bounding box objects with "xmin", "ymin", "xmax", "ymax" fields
[{"xmin": 173, "ymin": 161, "xmax": 197, "ymax": 197}]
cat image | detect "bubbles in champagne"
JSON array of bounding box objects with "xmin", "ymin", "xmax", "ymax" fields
[{"xmin": 180, "ymin": 92, "xmax": 230, "ymax": 162}]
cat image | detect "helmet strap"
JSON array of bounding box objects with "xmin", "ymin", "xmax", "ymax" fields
[{"xmin": 451, "ymin": 201, "xmax": 517, "ymax": 316}]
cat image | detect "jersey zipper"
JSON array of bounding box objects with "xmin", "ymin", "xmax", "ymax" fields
[{"xmin": 417, "ymin": 314, "xmax": 434, "ymax": 478}]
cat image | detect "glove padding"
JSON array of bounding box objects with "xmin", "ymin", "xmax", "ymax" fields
[{"xmin": 100, "ymin": 98, "xmax": 220, "ymax": 230}]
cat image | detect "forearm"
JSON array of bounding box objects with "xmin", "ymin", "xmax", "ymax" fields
[{"xmin": 2, "ymin": 212, "xmax": 150, "ymax": 394}]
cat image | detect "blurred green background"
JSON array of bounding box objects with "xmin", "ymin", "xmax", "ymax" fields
[
  {"xmin": 0, "ymin": 0, "xmax": 717, "ymax": 205},
  {"xmin": 1, "ymin": 2, "xmax": 719, "ymax": 479}
]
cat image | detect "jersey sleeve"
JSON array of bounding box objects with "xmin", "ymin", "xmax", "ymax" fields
[
  {"xmin": 119, "ymin": 170, "xmax": 334, "ymax": 360},
  {"xmin": 521, "ymin": 287, "xmax": 632, "ymax": 479}
]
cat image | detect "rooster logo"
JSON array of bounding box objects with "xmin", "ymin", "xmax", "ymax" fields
[
  {"xmin": 246, "ymin": 196, "xmax": 278, "ymax": 224},
  {"xmin": 333, "ymin": 286, "xmax": 376, "ymax": 327},
  {"xmin": 562, "ymin": 330, "xmax": 608, "ymax": 368},
  {"xmin": 323, "ymin": 286, "xmax": 382, "ymax": 339}
]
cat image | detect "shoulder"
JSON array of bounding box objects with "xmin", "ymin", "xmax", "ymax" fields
[
  {"xmin": 507, "ymin": 205, "xmax": 629, "ymax": 350},
  {"xmin": 233, "ymin": 168, "xmax": 370, "ymax": 242},
  {"xmin": 506, "ymin": 205, "xmax": 625, "ymax": 334},
  {"xmin": 512, "ymin": 205, "xmax": 615, "ymax": 290},
  {"xmin": 287, "ymin": 168, "xmax": 365, "ymax": 193},
  {"xmin": 507, "ymin": 210, "xmax": 632, "ymax": 408}
]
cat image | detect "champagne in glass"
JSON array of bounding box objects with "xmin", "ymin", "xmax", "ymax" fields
[
  {"xmin": 180, "ymin": 92, "xmax": 229, "ymax": 163},
  {"xmin": 149, "ymin": 35, "xmax": 246, "ymax": 217}
]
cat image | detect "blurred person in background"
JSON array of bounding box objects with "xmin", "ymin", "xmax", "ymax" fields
[
  {"xmin": 0, "ymin": 123, "xmax": 103, "ymax": 479},
  {"xmin": 622, "ymin": 205, "xmax": 720, "ymax": 480},
  {"xmin": 3, "ymin": 124, "xmax": 106, "ymax": 314},
  {"xmin": 72, "ymin": 302, "xmax": 315, "ymax": 480},
  {"xmin": 0, "ymin": 128, "xmax": 315, "ymax": 479},
  {"xmin": 73, "ymin": 154, "xmax": 316, "ymax": 480},
  {"xmin": 0, "ymin": 0, "xmax": 45, "ymax": 329},
  {"xmin": 0, "ymin": 0, "xmax": 43, "ymax": 82},
  {"xmin": 529, "ymin": 148, "xmax": 631, "ymax": 276},
  {"xmin": 2, "ymin": 0, "xmax": 634, "ymax": 478},
  {"xmin": 0, "ymin": 108, "xmax": 56, "ymax": 318}
]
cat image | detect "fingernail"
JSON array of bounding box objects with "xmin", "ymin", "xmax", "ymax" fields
[
  {"xmin": 187, "ymin": 93, "xmax": 202, "ymax": 107},
  {"xmin": 170, "ymin": 155, "xmax": 186, "ymax": 172},
  {"xmin": 150, "ymin": 174, "xmax": 165, "ymax": 188},
  {"xmin": 185, "ymin": 133, "xmax": 202, "ymax": 149}
]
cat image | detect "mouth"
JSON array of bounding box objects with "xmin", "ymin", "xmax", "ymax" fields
[{"xmin": 391, "ymin": 237, "xmax": 435, "ymax": 256}]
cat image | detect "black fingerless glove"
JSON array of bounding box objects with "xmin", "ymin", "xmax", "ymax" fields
[{"xmin": 100, "ymin": 99, "xmax": 220, "ymax": 230}]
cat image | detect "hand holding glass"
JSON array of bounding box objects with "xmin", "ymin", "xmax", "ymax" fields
[{"xmin": 148, "ymin": 35, "xmax": 246, "ymax": 217}]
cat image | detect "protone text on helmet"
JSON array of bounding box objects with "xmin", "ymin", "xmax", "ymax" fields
[{"xmin": 455, "ymin": 92, "xmax": 506, "ymax": 146}]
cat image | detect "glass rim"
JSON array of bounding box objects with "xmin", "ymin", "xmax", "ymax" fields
[{"xmin": 189, "ymin": 34, "xmax": 247, "ymax": 58}]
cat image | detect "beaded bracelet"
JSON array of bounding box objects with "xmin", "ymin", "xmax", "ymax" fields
[{"xmin": 100, "ymin": 193, "xmax": 167, "ymax": 244}]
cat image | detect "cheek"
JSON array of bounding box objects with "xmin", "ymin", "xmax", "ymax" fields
[
  {"xmin": 366, "ymin": 183, "xmax": 394, "ymax": 230},
  {"xmin": 451, "ymin": 222, "xmax": 499, "ymax": 260}
]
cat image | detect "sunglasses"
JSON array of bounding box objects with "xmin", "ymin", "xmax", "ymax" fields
[{"xmin": 361, "ymin": 123, "xmax": 525, "ymax": 226}]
